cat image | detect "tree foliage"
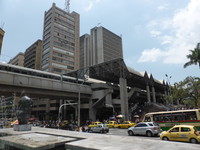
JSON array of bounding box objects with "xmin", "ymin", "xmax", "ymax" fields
[
  {"xmin": 166, "ymin": 76, "xmax": 200, "ymax": 108},
  {"xmin": 184, "ymin": 45, "xmax": 200, "ymax": 69}
]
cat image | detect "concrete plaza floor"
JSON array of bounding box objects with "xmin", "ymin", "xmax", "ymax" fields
[{"xmin": 0, "ymin": 127, "xmax": 199, "ymax": 150}]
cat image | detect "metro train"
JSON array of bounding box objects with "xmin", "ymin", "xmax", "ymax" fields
[{"xmin": 0, "ymin": 62, "xmax": 106, "ymax": 84}]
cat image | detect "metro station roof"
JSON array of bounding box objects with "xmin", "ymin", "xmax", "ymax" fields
[{"xmin": 66, "ymin": 58, "xmax": 167, "ymax": 91}]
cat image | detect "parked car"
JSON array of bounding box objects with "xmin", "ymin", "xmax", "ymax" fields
[
  {"xmin": 90, "ymin": 124, "xmax": 109, "ymax": 133},
  {"xmin": 106, "ymin": 121, "xmax": 118, "ymax": 128},
  {"xmin": 88, "ymin": 122, "xmax": 102, "ymax": 128},
  {"xmin": 128, "ymin": 122, "xmax": 162, "ymax": 137},
  {"xmin": 115, "ymin": 121, "xmax": 136, "ymax": 129},
  {"xmin": 160, "ymin": 125, "xmax": 200, "ymax": 144}
]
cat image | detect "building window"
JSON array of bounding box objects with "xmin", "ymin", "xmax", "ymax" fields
[
  {"xmin": 53, "ymin": 41, "xmax": 74, "ymax": 51},
  {"xmin": 53, "ymin": 47, "xmax": 74, "ymax": 56}
]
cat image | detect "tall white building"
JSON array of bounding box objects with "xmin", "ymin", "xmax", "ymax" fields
[
  {"xmin": 41, "ymin": 3, "xmax": 80, "ymax": 74},
  {"xmin": 80, "ymin": 26, "xmax": 123, "ymax": 68}
]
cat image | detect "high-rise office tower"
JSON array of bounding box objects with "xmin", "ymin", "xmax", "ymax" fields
[
  {"xmin": 24, "ymin": 40, "xmax": 43, "ymax": 70},
  {"xmin": 80, "ymin": 26, "xmax": 123, "ymax": 68},
  {"xmin": 41, "ymin": 3, "xmax": 80, "ymax": 74},
  {"xmin": 80, "ymin": 34, "xmax": 92, "ymax": 69},
  {"xmin": 0, "ymin": 28, "xmax": 5, "ymax": 56}
]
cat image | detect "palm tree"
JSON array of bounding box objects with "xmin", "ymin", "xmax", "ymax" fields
[{"xmin": 184, "ymin": 45, "xmax": 200, "ymax": 69}]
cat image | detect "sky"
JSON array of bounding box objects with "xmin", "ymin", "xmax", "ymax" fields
[{"xmin": 0, "ymin": 0, "xmax": 199, "ymax": 84}]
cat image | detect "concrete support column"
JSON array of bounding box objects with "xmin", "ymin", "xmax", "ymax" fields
[
  {"xmin": 164, "ymin": 90, "xmax": 168, "ymax": 104},
  {"xmin": 119, "ymin": 78, "xmax": 129, "ymax": 121},
  {"xmin": 152, "ymin": 86, "xmax": 156, "ymax": 103},
  {"xmin": 146, "ymin": 85, "xmax": 151, "ymax": 103},
  {"xmin": 45, "ymin": 99, "xmax": 50, "ymax": 121},
  {"xmin": 89, "ymin": 98, "xmax": 96, "ymax": 121},
  {"xmin": 105, "ymin": 93, "xmax": 112, "ymax": 105},
  {"xmin": 105, "ymin": 93, "xmax": 114, "ymax": 115}
]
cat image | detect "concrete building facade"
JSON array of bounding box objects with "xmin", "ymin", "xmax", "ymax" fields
[
  {"xmin": 8, "ymin": 52, "xmax": 24, "ymax": 66},
  {"xmin": 41, "ymin": 3, "xmax": 80, "ymax": 74},
  {"xmin": 0, "ymin": 28, "xmax": 5, "ymax": 56},
  {"xmin": 80, "ymin": 26, "xmax": 123, "ymax": 68},
  {"xmin": 80, "ymin": 34, "xmax": 92, "ymax": 69},
  {"xmin": 24, "ymin": 40, "xmax": 43, "ymax": 70}
]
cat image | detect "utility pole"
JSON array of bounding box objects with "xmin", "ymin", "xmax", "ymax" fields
[{"xmin": 165, "ymin": 74, "xmax": 173, "ymax": 106}]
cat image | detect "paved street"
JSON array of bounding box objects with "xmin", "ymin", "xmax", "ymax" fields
[
  {"xmin": 0, "ymin": 127, "xmax": 199, "ymax": 150},
  {"xmin": 107, "ymin": 128, "xmax": 128, "ymax": 136},
  {"xmin": 95, "ymin": 127, "xmax": 199, "ymax": 143}
]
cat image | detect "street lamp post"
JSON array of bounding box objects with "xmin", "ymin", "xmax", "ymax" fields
[
  {"xmin": 78, "ymin": 85, "xmax": 81, "ymax": 127},
  {"xmin": 77, "ymin": 75, "xmax": 88, "ymax": 127},
  {"xmin": 58, "ymin": 103, "xmax": 77, "ymax": 124},
  {"xmin": 165, "ymin": 74, "xmax": 172, "ymax": 105}
]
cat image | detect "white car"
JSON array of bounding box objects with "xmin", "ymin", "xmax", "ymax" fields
[
  {"xmin": 90, "ymin": 124, "xmax": 109, "ymax": 133},
  {"xmin": 128, "ymin": 122, "xmax": 162, "ymax": 137}
]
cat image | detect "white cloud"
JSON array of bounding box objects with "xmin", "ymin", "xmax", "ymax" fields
[
  {"xmin": 138, "ymin": 0, "xmax": 200, "ymax": 64},
  {"xmin": 84, "ymin": 0, "xmax": 102, "ymax": 12},
  {"xmin": 149, "ymin": 30, "xmax": 161, "ymax": 37},
  {"xmin": 157, "ymin": 4, "xmax": 168, "ymax": 11},
  {"xmin": 138, "ymin": 48, "xmax": 167, "ymax": 62},
  {"xmin": 85, "ymin": 1, "xmax": 93, "ymax": 11},
  {"xmin": 161, "ymin": 35, "xmax": 173, "ymax": 45}
]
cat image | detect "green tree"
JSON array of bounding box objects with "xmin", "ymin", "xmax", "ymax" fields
[
  {"xmin": 183, "ymin": 76, "xmax": 200, "ymax": 108},
  {"xmin": 166, "ymin": 76, "xmax": 200, "ymax": 108},
  {"xmin": 163, "ymin": 82, "xmax": 187, "ymax": 106},
  {"xmin": 183, "ymin": 46, "xmax": 200, "ymax": 68},
  {"xmin": 171, "ymin": 82, "xmax": 188, "ymax": 105}
]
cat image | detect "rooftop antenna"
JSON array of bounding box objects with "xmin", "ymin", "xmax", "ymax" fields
[
  {"xmin": 64, "ymin": 0, "xmax": 70, "ymax": 13},
  {"xmin": 97, "ymin": 23, "xmax": 101, "ymax": 27}
]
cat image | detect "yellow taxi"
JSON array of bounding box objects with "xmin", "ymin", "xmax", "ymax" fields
[
  {"xmin": 11, "ymin": 120, "xmax": 19, "ymax": 126},
  {"xmin": 88, "ymin": 122, "xmax": 102, "ymax": 128},
  {"xmin": 59, "ymin": 120, "xmax": 68, "ymax": 127},
  {"xmin": 114, "ymin": 121, "xmax": 136, "ymax": 129},
  {"xmin": 106, "ymin": 121, "xmax": 118, "ymax": 128},
  {"xmin": 160, "ymin": 125, "xmax": 200, "ymax": 144}
]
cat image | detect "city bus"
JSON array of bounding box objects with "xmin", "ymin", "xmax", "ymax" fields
[{"xmin": 143, "ymin": 109, "xmax": 200, "ymax": 130}]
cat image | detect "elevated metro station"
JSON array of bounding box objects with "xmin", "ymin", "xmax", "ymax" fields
[
  {"xmin": 66, "ymin": 58, "xmax": 169, "ymax": 121},
  {"xmin": 0, "ymin": 58, "xmax": 170, "ymax": 123}
]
